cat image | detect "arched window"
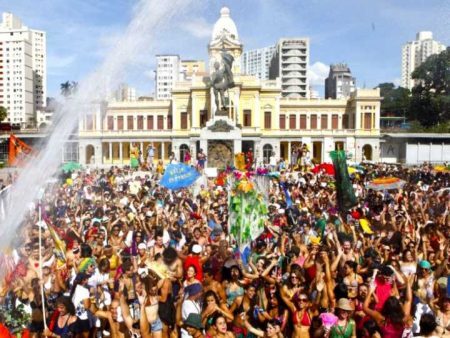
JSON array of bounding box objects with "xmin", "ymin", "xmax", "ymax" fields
[
  {"xmin": 179, "ymin": 144, "xmax": 190, "ymax": 163},
  {"xmin": 263, "ymin": 144, "xmax": 273, "ymax": 164},
  {"xmin": 86, "ymin": 144, "xmax": 95, "ymax": 164},
  {"xmin": 362, "ymin": 144, "xmax": 372, "ymax": 161}
]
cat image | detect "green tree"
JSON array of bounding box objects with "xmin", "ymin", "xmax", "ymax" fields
[
  {"xmin": 377, "ymin": 82, "xmax": 410, "ymax": 117},
  {"xmin": 60, "ymin": 81, "xmax": 71, "ymax": 97},
  {"xmin": 0, "ymin": 106, "xmax": 6, "ymax": 122},
  {"xmin": 60, "ymin": 81, "xmax": 78, "ymax": 97},
  {"xmin": 410, "ymin": 47, "xmax": 450, "ymax": 127}
]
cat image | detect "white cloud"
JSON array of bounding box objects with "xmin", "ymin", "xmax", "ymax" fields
[
  {"xmin": 182, "ymin": 17, "xmax": 213, "ymax": 39},
  {"xmin": 309, "ymin": 62, "xmax": 329, "ymax": 86}
]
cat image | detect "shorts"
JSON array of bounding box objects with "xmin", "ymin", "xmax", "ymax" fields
[{"xmin": 151, "ymin": 317, "xmax": 163, "ymax": 332}]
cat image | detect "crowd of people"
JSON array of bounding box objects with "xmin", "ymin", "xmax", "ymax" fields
[{"xmin": 0, "ymin": 154, "xmax": 449, "ymax": 338}]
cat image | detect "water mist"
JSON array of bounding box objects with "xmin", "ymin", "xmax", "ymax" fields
[{"xmin": 0, "ymin": 0, "xmax": 195, "ymax": 248}]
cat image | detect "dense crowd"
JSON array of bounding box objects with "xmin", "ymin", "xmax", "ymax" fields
[{"xmin": 0, "ymin": 153, "xmax": 449, "ymax": 338}]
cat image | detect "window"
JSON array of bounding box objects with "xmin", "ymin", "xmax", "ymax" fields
[
  {"xmin": 279, "ymin": 114, "xmax": 286, "ymax": 129},
  {"xmin": 364, "ymin": 113, "xmax": 372, "ymax": 129},
  {"xmin": 63, "ymin": 142, "xmax": 79, "ymax": 163},
  {"xmin": 86, "ymin": 115, "xmax": 93, "ymax": 130},
  {"xmin": 157, "ymin": 115, "xmax": 164, "ymax": 130},
  {"xmin": 200, "ymin": 110, "xmax": 208, "ymax": 127},
  {"xmin": 343, "ymin": 114, "xmax": 349, "ymax": 129},
  {"xmin": 332, "ymin": 114, "xmax": 338, "ymax": 129},
  {"xmin": 300, "ymin": 114, "xmax": 306, "ymax": 129},
  {"xmin": 127, "ymin": 116, "xmax": 134, "ymax": 130},
  {"xmin": 147, "ymin": 116, "xmax": 154, "ymax": 130},
  {"xmin": 321, "ymin": 115, "xmax": 328, "ymax": 129},
  {"xmin": 310, "ymin": 114, "xmax": 317, "ymax": 129},
  {"xmin": 243, "ymin": 110, "xmax": 251, "ymax": 127},
  {"xmin": 167, "ymin": 115, "xmax": 172, "ymax": 129},
  {"xmin": 181, "ymin": 112, "xmax": 188, "ymax": 129},
  {"xmin": 289, "ymin": 114, "xmax": 296, "ymax": 129},
  {"xmin": 107, "ymin": 116, "xmax": 113, "ymax": 130},
  {"xmin": 117, "ymin": 116, "xmax": 124, "ymax": 130},
  {"xmin": 137, "ymin": 116, "xmax": 144, "ymax": 130},
  {"xmin": 264, "ymin": 111, "xmax": 271, "ymax": 129},
  {"xmin": 263, "ymin": 144, "xmax": 273, "ymax": 164}
]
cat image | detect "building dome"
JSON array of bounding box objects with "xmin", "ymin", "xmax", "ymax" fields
[{"xmin": 211, "ymin": 7, "xmax": 239, "ymax": 43}]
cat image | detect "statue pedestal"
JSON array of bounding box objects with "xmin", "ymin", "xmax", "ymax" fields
[{"xmin": 200, "ymin": 115, "xmax": 242, "ymax": 169}]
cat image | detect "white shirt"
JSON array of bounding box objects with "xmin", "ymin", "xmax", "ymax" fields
[
  {"xmin": 181, "ymin": 299, "xmax": 202, "ymax": 338},
  {"xmin": 72, "ymin": 284, "xmax": 90, "ymax": 320}
]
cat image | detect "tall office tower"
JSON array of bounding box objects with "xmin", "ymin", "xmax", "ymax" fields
[
  {"xmin": 155, "ymin": 55, "xmax": 180, "ymax": 100},
  {"xmin": 269, "ymin": 38, "xmax": 309, "ymax": 98},
  {"xmin": 242, "ymin": 45, "xmax": 276, "ymax": 80},
  {"xmin": 325, "ymin": 63, "xmax": 356, "ymax": 99},
  {"xmin": 401, "ymin": 31, "xmax": 446, "ymax": 90},
  {"xmin": 0, "ymin": 12, "xmax": 46, "ymax": 127}
]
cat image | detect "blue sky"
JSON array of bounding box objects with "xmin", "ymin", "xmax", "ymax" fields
[{"xmin": 1, "ymin": 0, "xmax": 449, "ymax": 98}]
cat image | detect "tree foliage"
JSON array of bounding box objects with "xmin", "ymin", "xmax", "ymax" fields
[
  {"xmin": 410, "ymin": 48, "xmax": 450, "ymax": 127},
  {"xmin": 60, "ymin": 81, "xmax": 78, "ymax": 97},
  {"xmin": 377, "ymin": 82, "xmax": 410, "ymax": 116},
  {"xmin": 0, "ymin": 106, "xmax": 7, "ymax": 122}
]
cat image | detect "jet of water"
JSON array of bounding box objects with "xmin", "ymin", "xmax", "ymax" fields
[{"xmin": 0, "ymin": 0, "xmax": 195, "ymax": 248}]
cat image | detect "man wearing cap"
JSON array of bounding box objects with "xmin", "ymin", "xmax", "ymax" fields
[
  {"xmin": 182, "ymin": 313, "xmax": 204, "ymax": 338},
  {"xmin": 180, "ymin": 284, "xmax": 203, "ymax": 338}
]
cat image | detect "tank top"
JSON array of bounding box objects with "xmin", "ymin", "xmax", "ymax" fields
[{"xmin": 381, "ymin": 320, "xmax": 404, "ymax": 338}]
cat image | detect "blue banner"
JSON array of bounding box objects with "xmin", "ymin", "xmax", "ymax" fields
[{"xmin": 160, "ymin": 163, "xmax": 200, "ymax": 190}]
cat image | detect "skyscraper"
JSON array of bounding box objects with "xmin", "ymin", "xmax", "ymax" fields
[
  {"xmin": 155, "ymin": 55, "xmax": 180, "ymax": 100},
  {"xmin": 325, "ymin": 63, "xmax": 356, "ymax": 99},
  {"xmin": 242, "ymin": 45, "xmax": 275, "ymax": 80},
  {"xmin": 269, "ymin": 38, "xmax": 309, "ymax": 98},
  {"xmin": 401, "ymin": 31, "xmax": 446, "ymax": 90},
  {"xmin": 0, "ymin": 12, "xmax": 46, "ymax": 127}
]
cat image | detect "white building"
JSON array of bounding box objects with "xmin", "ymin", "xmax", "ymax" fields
[
  {"xmin": 113, "ymin": 83, "xmax": 136, "ymax": 102},
  {"xmin": 269, "ymin": 38, "xmax": 309, "ymax": 98},
  {"xmin": 401, "ymin": 31, "xmax": 446, "ymax": 90},
  {"xmin": 155, "ymin": 55, "xmax": 180, "ymax": 100},
  {"xmin": 0, "ymin": 12, "xmax": 46, "ymax": 127},
  {"xmin": 242, "ymin": 45, "xmax": 276, "ymax": 80}
]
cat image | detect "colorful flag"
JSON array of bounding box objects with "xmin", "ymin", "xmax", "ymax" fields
[
  {"xmin": 330, "ymin": 150, "xmax": 357, "ymax": 212},
  {"xmin": 160, "ymin": 163, "xmax": 200, "ymax": 190}
]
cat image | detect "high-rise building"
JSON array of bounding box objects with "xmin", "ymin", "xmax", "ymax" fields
[
  {"xmin": 113, "ymin": 83, "xmax": 136, "ymax": 102},
  {"xmin": 401, "ymin": 31, "xmax": 446, "ymax": 90},
  {"xmin": 180, "ymin": 60, "xmax": 205, "ymax": 81},
  {"xmin": 0, "ymin": 12, "xmax": 46, "ymax": 127},
  {"xmin": 325, "ymin": 63, "xmax": 356, "ymax": 99},
  {"xmin": 242, "ymin": 45, "xmax": 276, "ymax": 80},
  {"xmin": 155, "ymin": 55, "xmax": 180, "ymax": 100},
  {"xmin": 269, "ymin": 38, "xmax": 309, "ymax": 98}
]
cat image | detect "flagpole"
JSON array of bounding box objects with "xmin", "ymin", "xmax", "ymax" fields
[{"xmin": 37, "ymin": 188, "xmax": 48, "ymax": 330}]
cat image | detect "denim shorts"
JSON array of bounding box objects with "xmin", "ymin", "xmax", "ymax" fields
[{"xmin": 151, "ymin": 317, "xmax": 163, "ymax": 332}]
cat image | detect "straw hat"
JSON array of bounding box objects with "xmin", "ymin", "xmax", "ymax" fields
[{"xmin": 336, "ymin": 298, "xmax": 354, "ymax": 311}]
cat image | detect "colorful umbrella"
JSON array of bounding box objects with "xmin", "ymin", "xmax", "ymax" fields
[
  {"xmin": 311, "ymin": 163, "xmax": 335, "ymax": 176},
  {"xmin": 61, "ymin": 161, "xmax": 82, "ymax": 173},
  {"xmin": 367, "ymin": 177, "xmax": 406, "ymax": 191}
]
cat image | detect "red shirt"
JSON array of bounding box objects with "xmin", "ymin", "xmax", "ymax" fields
[{"xmin": 184, "ymin": 255, "xmax": 203, "ymax": 281}]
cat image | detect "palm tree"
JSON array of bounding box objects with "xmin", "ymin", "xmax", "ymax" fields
[
  {"xmin": 0, "ymin": 106, "xmax": 7, "ymax": 123},
  {"xmin": 60, "ymin": 81, "xmax": 72, "ymax": 97}
]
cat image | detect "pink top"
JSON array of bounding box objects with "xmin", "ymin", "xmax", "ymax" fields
[
  {"xmin": 375, "ymin": 278, "xmax": 392, "ymax": 311},
  {"xmin": 381, "ymin": 320, "xmax": 404, "ymax": 338}
]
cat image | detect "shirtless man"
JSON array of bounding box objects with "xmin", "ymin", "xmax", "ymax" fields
[{"xmin": 203, "ymin": 267, "xmax": 226, "ymax": 303}]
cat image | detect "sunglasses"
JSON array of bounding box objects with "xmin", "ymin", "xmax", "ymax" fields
[{"xmin": 299, "ymin": 298, "xmax": 308, "ymax": 302}]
